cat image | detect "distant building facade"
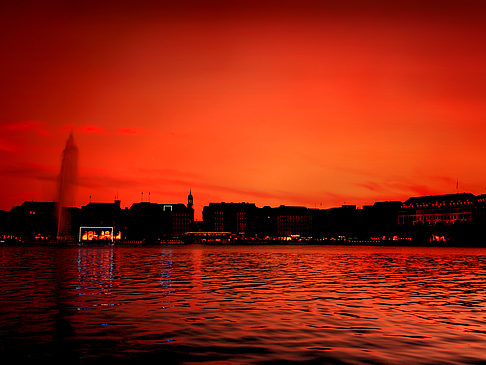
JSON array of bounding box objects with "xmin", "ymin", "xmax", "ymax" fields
[
  {"xmin": 80, "ymin": 200, "xmax": 122, "ymax": 228},
  {"xmin": 126, "ymin": 202, "xmax": 192, "ymax": 241},
  {"xmin": 202, "ymin": 203, "xmax": 257, "ymax": 235},
  {"xmin": 275, "ymin": 206, "xmax": 312, "ymax": 237},
  {"xmin": 398, "ymin": 193, "xmax": 476, "ymax": 225},
  {"xmin": 202, "ymin": 204, "xmax": 313, "ymax": 237},
  {"xmin": 8, "ymin": 201, "xmax": 58, "ymax": 239}
]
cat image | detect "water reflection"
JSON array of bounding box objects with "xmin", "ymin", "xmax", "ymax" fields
[
  {"xmin": 191, "ymin": 246, "xmax": 204, "ymax": 298},
  {"xmin": 53, "ymin": 249, "xmax": 78, "ymax": 362},
  {"xmin": 160, "ymin": 249, "xmax": 174, "ymax": 310},
  {"xmin": 1, "ymin": 245, "xmax": 486, "ymax": 363},
  {"xmin": 76, "ymin": 247, "xmax": 113, "ymax": 302}
]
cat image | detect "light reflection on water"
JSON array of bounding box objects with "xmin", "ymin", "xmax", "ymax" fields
[{"xmin": 1, "ymin": 245, "xmax": 486, "ymax": 364}]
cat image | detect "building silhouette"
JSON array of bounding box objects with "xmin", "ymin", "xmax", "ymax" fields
[
  {"xmin": 398, "ymin": 193, "xmax": 476, "ymax": 225},
  {"xmin": 203, "ymin": 203, "xmax": 257, "ymax": 235},
  {"xmin": 187, "ymin": 189, "xmax": 194, "ymax": 223},
  {"xmin": 2, "ymin": 191, "xmax": 486, "ymax": 244}
]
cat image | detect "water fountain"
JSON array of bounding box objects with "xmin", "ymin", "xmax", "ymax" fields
[{"xmin": 56, "ymin": 133, "xmax": 78, "ymax": 239}]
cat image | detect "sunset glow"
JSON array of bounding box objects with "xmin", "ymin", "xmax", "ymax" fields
[{"xmin": 2, "ymin": 1, "xmax": 486, "ymax": 218}]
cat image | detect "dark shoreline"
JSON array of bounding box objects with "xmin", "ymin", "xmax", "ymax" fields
[{"xmin": 2, "ymin": 240, "xmax": 486, "ymax": 248}]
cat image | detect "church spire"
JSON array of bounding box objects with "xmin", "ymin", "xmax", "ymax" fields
[
  {"xmin": 188, "ymin": 189, "xmax": 193, "ymax": 209},
  {"xmin": 187, "ymin": 189, "xmax": 194, "ymax": 223}
]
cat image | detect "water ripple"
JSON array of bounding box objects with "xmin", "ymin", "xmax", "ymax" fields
[{"xmin": 1, "ymin": 245, "xmax": 486, "ymax": 363}]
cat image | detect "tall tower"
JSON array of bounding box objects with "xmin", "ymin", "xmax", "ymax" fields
[
  {"xmin": 188, "ymin": 189, "xmax": 193, "ymax": 209},
  {"xmin": 188, "ymin": 189, "xmax": 194, "ymax": 222}
]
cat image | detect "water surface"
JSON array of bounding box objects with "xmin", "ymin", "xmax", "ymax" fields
[{"xmin": 1, "ymin": 245, "xmax": 485, "ymax": 364}]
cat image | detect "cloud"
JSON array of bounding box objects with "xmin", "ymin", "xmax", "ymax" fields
[
  {"xmin": 137, "ymin": 167, "xmax": 203, "ymax": 180},
  {"xmin": 357, "ymin": 182, "xmax": 382, "ymax": 192},
  {"xmin": 3, "ymin": 121, "xmax": 50, "ymax": 136},
  {"xmin": 75, "ymin": 168, "xmax": 304, "ymax": 205},
  {"xmin": 77, "ymin": 167, "xmax": 141, "ymax": 189},
  {"xmin": 1, "ymin": 121, "xmax": 145, "ymax": 138},
  {"xmin": 0, "ymin": 162, "xmax": 57, "ymax": 181},
  {"xmin": 432, "ymin": 176, "xmax": 457, "ymax": 185},
  {"xmin": 127, "ymin": 167, "xmax": 359, "ymax": 206},
  {"xmin": 403, "ymin": 184, "xmax": 437, "ymax": 196},
  {"xmin": 142, "ymin": 174, "xmax": 320, "ymax": 206},
  {"xmin": 60, "ymin": 124, "xmax": 148, "ymax": 135},
  {"xmin": 0, "ymin": 139, "xmax": 18, "ymax": 153},
  {"xmin": 78, "ymin": 174, "xmax": 140, "ymax": 189},
  {"xmin": 76, "ymin": 125, "xmax": 106, "ymax": 134},
  {"xmin": 357, "ymin": 180, "xmax": 439, "ymax": 197},
  {"xmin": 116, "ymin": 127, "xmax": 147, "ymax": 135}
]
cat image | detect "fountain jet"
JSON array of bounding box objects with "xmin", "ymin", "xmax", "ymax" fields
[{"xmin": 57, "ymin": 133, "xmax": 78, "ymax": 239}]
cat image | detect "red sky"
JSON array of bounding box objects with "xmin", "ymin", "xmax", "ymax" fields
[{"xmin": 1, "ymin": 0, "xmax": 486, "ymax": 219}]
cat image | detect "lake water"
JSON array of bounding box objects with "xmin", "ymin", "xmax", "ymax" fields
[{"xmin": 1, "ymin": 245, "xmax": 486, "ymax": 364}]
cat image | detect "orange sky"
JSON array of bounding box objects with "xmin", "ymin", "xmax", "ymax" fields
[{"xmin": 1, "ymin": 1, "xmax": 486, "ymax": 219}]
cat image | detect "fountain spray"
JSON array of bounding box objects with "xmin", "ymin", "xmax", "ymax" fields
[{"xmin": 57, "ymin": 133, "xmax": 78, "ymax": 239}]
